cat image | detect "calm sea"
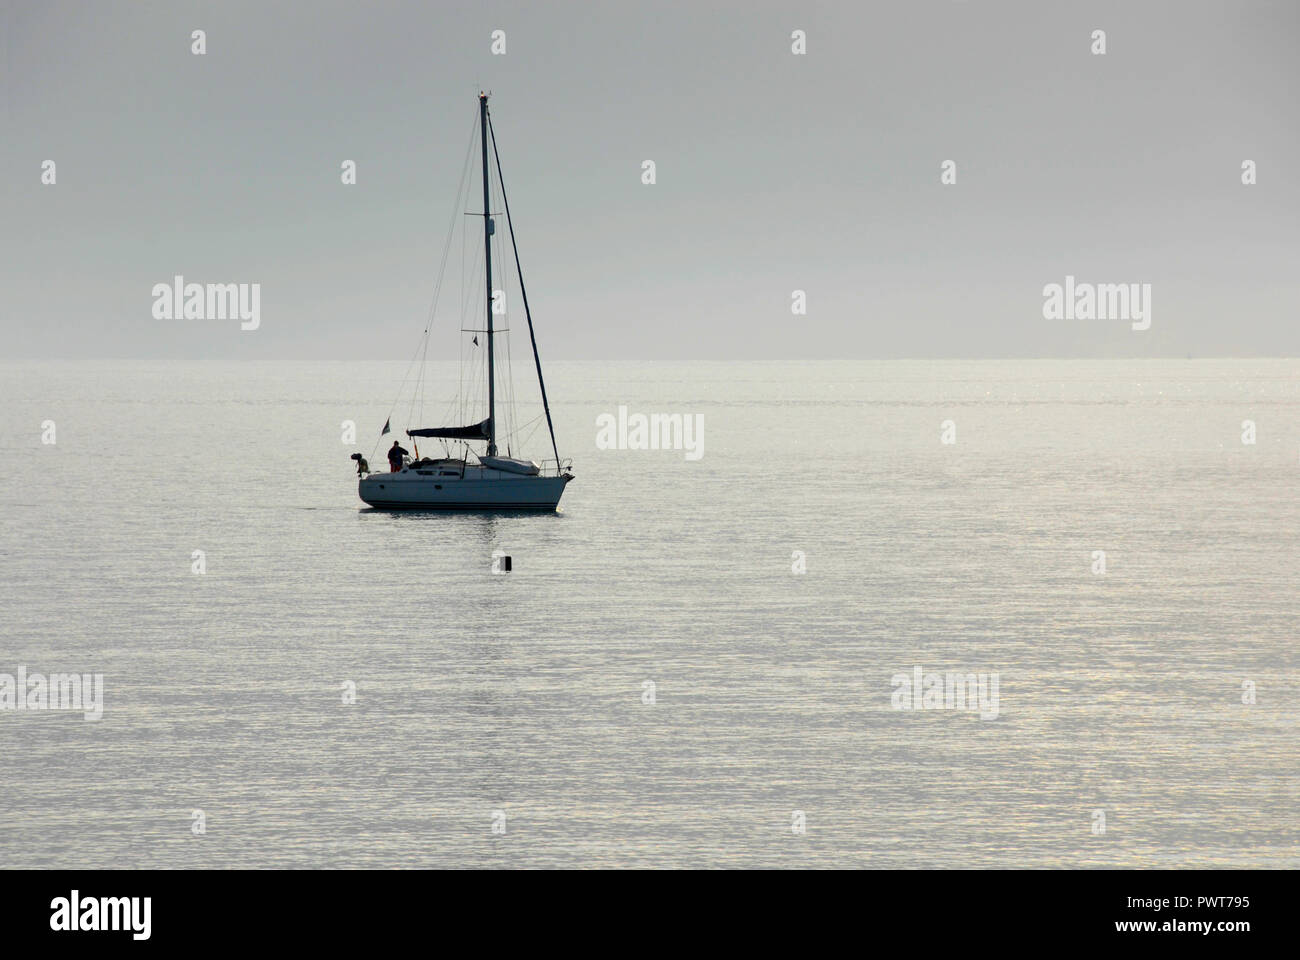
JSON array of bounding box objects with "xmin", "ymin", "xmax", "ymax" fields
[{"xmin": 1, "ymin": 359, "xmax": 1296, "ymax": 868}]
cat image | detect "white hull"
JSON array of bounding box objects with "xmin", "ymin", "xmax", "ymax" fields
[{"xmin": 359, "ymin": 463, "xmax": 571, "ymax": 511}]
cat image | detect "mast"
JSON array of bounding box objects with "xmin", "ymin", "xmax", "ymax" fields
[{"xmin": 479, "ymin": 92, "xmax": 497, "ymax": 456}]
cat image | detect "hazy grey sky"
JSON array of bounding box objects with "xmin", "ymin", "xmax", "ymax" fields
[{"xmin": 3, "ymin": 0, "xmax": 1298, "ymax": 359}]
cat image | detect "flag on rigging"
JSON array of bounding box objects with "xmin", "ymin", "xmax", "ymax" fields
[
  {"xmin": 381, "ymin": 417, "xmax": 391, "ymax": 436},
  {"xmin": 472, "ymin": 335, "xmax": 479, "ymax": 346}
]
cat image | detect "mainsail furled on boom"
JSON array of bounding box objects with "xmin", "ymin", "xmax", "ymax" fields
[{"xmin": 406, "ymin": 419, "xmax": 492, "ymax": 440}]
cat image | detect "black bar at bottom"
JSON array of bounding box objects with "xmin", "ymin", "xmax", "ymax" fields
[{"xmin": 0, "ymin": 868, "xmax": 1287, "ymax": 948}]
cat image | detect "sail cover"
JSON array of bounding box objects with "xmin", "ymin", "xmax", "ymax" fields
[{"xmin": 406, "ymin": 419, "xmax": 491, "ymax": 440}]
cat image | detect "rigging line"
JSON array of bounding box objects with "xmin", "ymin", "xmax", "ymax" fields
[
  {"xmin": 371, "ymin": 323, "xmax": 432, "ymax": 463},
  {"xmin": 458, "ymin": 141, "xmax": 471, "ymax": 415},
  {"xmin": 429, "ymin": 354, "xmax": 459, "ymax": 434},
  {"xmin": 412, "ymin": 306, "xmax": 430, "ymax": 430},
  {"xmin": 494, "ymin": 151, "xmax": 521, "ymax": 453},
  {"xmin": 502, "ymin": 411, "xmax": 543, "ymax": 434},
  {"xmin": 503, "ymin": 185, "xmax": 521, "ymax": 448},
  {"xmin": 460, "ymin": 157, "xmax": 474, "ymax": 340},
  {"xmin": 464, "ymin": 241, "xmax": 487, "ymax": 426},
  {"xmin": 501, "ymin": 412, "xmax": 543, "ymax": 444},
  {"xmin": 488, "ymin": 114, "xmax": 562, "ymax": 467},
  {"xmin": 414, "ymin": 110, "xmax": 478, "ymax": 431},
  {"xmin": 459, "ymin": 236, "xmax": 484, "ymax": 427},
  {"xmin": 517, "ymin": 417, "xmax": 544, "ymax": 453},
  {"xmin": 456, "ymin": 211, "xmax": 486, "ymax": 427},
  {"xmin": 492, "ymin": 156, "xmax": 517, "ymax": 446},
  {"xmin": 490, "ymin": 117, "xmax": 521, "ymax": 455},
  {"xmin": 444, "ymin": 236, "xmax": 485, "ymax": 433},
  {"xmin": 397, "ymin": 110, "xmax": 477, "ymax": 441},
  {"xmin": 419, "ymin": 111, "xmax": 477, "ymax": 431}
]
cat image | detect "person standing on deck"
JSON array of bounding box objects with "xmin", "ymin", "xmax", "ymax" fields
[{"xmin": 388, "ymin": 441, "xmax": 409, "ymax": 472}]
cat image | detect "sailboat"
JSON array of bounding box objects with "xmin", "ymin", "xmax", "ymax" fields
[{"xmin": 357, "ymin": 93, "xmax": 573, "ymax": 510}]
